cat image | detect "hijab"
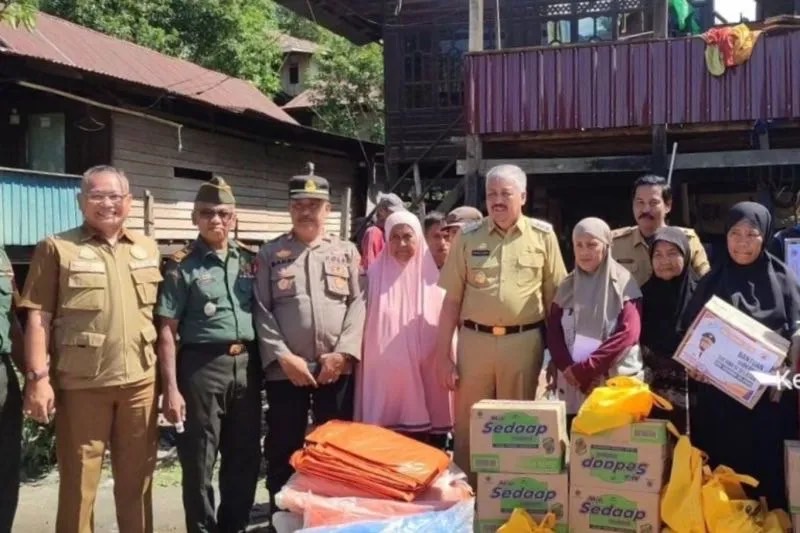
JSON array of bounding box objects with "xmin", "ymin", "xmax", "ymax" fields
[
  {"xmin": 554, "ymin": 217, "xmax": 642, "ymax": 340},
  {"xmin": 682, "ymin": 202, "xmax": 800, "ymax": 339},
  {"xmin": 641, "ymin": 227, "xmax": 698, "ymax": 355},
  {"xmin": 362, "ymin": 210, "xmax": 444, "ymax": 366}
]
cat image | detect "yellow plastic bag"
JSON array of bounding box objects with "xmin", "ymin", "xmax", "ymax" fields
[
  {"xmin": 661, "ymin": 433, "xmax": 707, "ymax": 533},
  {"xmin": 497, "ymin": 508, "xmax": 557, "ymax": 533},
  {"xmin": 701, "ymin": 465, "xmax": 760, "ymax": 533},
  {"xmin": 572, "ymin": 376, "xmax": 672, "ymax": 435}
]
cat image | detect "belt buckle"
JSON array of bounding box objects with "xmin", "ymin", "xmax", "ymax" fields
[
  {"xmin": 229, "ymin": 343, "xmax": 244, "ymax": 356},
  {"xmin": 491, "ymin": 326, "xmax": 506, "ymax": 336}
]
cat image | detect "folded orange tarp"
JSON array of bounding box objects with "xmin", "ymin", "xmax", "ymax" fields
[{"xmin": 290, "ymin": 420, "xmax": 451, "ymax": 501}]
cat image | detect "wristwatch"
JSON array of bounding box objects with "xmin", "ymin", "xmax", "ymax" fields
[{"xmin": 25, "ymin": 368, "xmax": 49, "ymax": 382}]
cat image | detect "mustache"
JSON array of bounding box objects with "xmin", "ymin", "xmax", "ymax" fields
[{"xmin": 638, "ymin": 213, "xmax": 655, "ymax": 220}]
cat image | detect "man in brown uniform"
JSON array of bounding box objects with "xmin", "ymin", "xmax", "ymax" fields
[
  {"xmin": 611, "ymin": 174, "xmax": 710, "ymax": 286},
  {"xmin": 435, "ymin": 164, "xmax": 567, "ymax": 482},
  {"xmin": 21, "ymin": 165, "xmax": 162, "ymax": 533},
  {"xmin": 254, "ymin": 171, "xmax": 364, "ymax": 515}
]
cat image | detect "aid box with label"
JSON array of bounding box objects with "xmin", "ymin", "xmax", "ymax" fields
[
  {"xmin": 476, "ymin": 471, "xmax": 569, "ymax": 533},
  {"xmin": 471, "ymin": 399, "xmax": 567, "ymax": 474},
  {"xmin": 570, "ymin": 419, "xmax": 669, "ymax": 493},
  {"xmin": 569, "ymin": 485, "xmax": 660, "ymax": 533}
]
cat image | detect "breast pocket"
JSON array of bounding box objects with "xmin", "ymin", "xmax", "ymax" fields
[
  {"xmin": 516, "ymin": 252, "xmax": 544, "ymax": 285},
  {"xmin": 130, "ymin": 266, "xmax": 163, "ymax": 306},
  {"xmin": 323, "ymin": 261, "xmax": 350, "ymax": 298},
  {"xmin": 467, "ymin": 256, "xmax": 499, "ymax": 288},
  {"xmin": 64, "ymin": 261, "xmax": 107, "ymax": 311},
  {"xmin": 235, "ymin": 276, "xmax": 254, "ymax": 311},
  {"xmin": 0, "ymin": 272, "xmax": 13, "ymax": 310}
]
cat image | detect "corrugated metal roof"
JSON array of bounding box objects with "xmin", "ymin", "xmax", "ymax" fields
[
  {"xmin": 0, "ymin": 168, "xmax": 82, "ymax": 246},
  {"xmin": 283, "ymin": 88, "xmax": 318, "ymax": 110},
  {"xmin": 273, "ymin": 32, "xmax": 320, "ymax": 55},
  {"xmin": 0, "ymin": 13, "xmax": 298, "ymax": 125},
  {"xmin": 466, "ymin": 30, "xmax": 800, "ymax": 135}
]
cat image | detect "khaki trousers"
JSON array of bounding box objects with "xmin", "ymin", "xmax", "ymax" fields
[
  {"xmin": 453, "ymin": 327, "xmax": 544, "ymax": 486},
  {"xmin": 55, "ymin": 379, "xmax": 158, "ymax": 533}
]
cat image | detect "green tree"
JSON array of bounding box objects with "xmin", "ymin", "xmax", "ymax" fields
[
  {"xmin": 40, "ymin": 0, "xmax": 283, "ymax": 94},
  {"xmin": 309, "ymin": 33, "xmax": 384, "ymax": 143},
  {"xmin": 0, "ymin": 0, "xmax": 38, "ymax": 28}
]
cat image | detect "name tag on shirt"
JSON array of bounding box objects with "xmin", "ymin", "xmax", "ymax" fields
[{"xmin": 471, "ymin": 250, "xmax": 490, "ymax": 257}]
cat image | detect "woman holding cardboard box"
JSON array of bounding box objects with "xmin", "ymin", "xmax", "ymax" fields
[
  {"xmin": 546, "ymin": 217, "xmax": 643, "ymax": 427},
  {"xmin": 640, "ymin": 227, "xmax": 699, "ymax": 434},
  {"xmin": 681, "ymin": 201, "xmax": 800, "ymax": 511}
]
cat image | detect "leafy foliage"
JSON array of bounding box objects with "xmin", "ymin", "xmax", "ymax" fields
[
  {"xmin": 40, "ymin": 0, "xmax": 284, "ymax": 94},
  {"xmin": 308, "ymin": 33, "xmax": 384, "ymax": 143},
  {"xmin": 0, "ymin": 0, "xmax": 39, "ymax": 29},
  {"xmin": 20, "ymin": 418, "xmax": 57, "ymax": 480}
]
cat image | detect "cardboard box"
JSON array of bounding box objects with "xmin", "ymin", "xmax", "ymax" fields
[
  {"xmin": 471, "ymin": 399, "xmax": 567, "ymax": 474},
  {"xmin": 476, "ymin": 472, "xmax": 569, "ymax": 533},
  {"xmin": 570, "ymin": 420, "xmax": 669, "ymax": 493},
  {"xmin": 786, "ymin": 441, "xmax": 800, "ymax": 515},
  {"xmin": 569, "ymin": 485, "xmax": 660, "ymax": 533},
  {"xmin": 675, "ymin": 295, "xmax": 789, "ymax": 409}
]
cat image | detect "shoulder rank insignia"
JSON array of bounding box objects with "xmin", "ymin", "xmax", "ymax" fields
[
  {"xmin": 611, "ymin": 226, "xmax": 635, "ymax": 239},
  {"xmin": 528, "ymin": 218, "xmax": 554, "ymax": 233}
]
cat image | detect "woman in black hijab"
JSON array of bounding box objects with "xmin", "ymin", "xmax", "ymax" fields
[
  {"xmin": 641, "ymin": 227, "xmax": 697, "ymax": 434},
  {"xmin": 681, "ymin": 201, "xmax": 800, "ymax": 511}
]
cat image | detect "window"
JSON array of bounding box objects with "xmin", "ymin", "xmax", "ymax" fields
[
  {"xmin": 174, "ymin": 167, "xmax": 213, "ymax": 180},
  {"xmin": 289, "ymin": 62, "xmax": 300, "ymax": 85},
  {"xmin": 27, "ymin": 113, "xmax": 65, "ymax": 173},
  {"xmin": 402, "ymin": 31, "xmax": 433, "ymax": 109},
  {"xmin": 437, "ymin": 28, "xmax": 468, "ymax": 108}
]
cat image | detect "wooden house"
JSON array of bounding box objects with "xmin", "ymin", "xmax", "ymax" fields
[{"xmin": 0, "ymin": 13, "xmax": 378, "ymax": 278}]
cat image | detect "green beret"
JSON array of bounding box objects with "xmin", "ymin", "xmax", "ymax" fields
[{"xmin": 195, "ymin": 176, "xmax": 235, "ymax": 205}]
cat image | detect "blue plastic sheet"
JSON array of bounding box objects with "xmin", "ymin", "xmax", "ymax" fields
[{"xmin": 298, "ymin": 498, "xmax": 475, "ymax": 533}]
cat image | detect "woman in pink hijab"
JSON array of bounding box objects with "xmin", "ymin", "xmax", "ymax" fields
[{"xmin": 356, "ymin": 211, "xmax": 453, "ymax": 447}]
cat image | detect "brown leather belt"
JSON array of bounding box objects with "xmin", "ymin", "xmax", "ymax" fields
[{"xmin": 462, "ymin": 320, "xmax": 544, "ymax": 336}]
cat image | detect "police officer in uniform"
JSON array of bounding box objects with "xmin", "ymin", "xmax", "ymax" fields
[
  {"xmin": 254, "ymin": 169, "xmax": 364, "ymax": 514},
  {"xmin": 156, "ymin": 177, "xmax": 262, "ymax": 533},
  {"xmin": 434, "ymin": 164, "xmax": 567, "ymax": 483},
  {"xmin": 611, "ymin": 174, "xmax": 710, "ymax": 286},
  {"xmin": 21, "ymin": 165, "xmax": 162, "ymax": 533},
  {"xmin": 0, "ymin": 249, "xmax": 24, "ymax": 532}
]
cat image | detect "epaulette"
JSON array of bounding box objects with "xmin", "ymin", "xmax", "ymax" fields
[
  {"xmin": 677, "ymin": 226, "xmax": 699, "ymax": 239},
  {"xmin": 170, "ymin": 244, "xmax": 193, "ymax": 263},
  {"xmin": 611, "ymin": 226, "xmax": 635, "ymax": 239},
  {"xmin": 235, "ymin": 239, "xmax": 260, "ymax": 254},
  {"xmin": 528, "ymin": 218, "xmax": 554, "ymax": 233}
]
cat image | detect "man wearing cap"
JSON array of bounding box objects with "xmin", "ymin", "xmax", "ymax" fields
[
  {"xmin": 156, "ymin": 177, "xmax": 262, "ymax": 533},
  {"xmin": 434, "ymin": 164, "xmax": 567, "ymax": 483},
  {"xmin": 443, "ymin": 206, "xmax": 484, "ymax": 237},
  {"xmin": 254, "ymin": 171, "xmax": 365, "ymax": 514},
  {"xmin": 612, "ymin": 174, "xmax": 709, "ymax": 286},
  {"xmin": 20, "ymin": 165, "xmax": 162, "ymax": 533},
  {"xmin": 359, "ymin": 192, "xmax": 405, "ymax": 270}
]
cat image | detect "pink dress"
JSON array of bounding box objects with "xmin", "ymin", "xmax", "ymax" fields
[{"xmin": 355, "ymin": 212, "xmax": 454, "ymax": 434}]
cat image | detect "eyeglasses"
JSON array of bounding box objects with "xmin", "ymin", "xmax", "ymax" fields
[
  {"xmin": 86, "ymin": 192, "xmax": 129, "ymax": 204},
  {"xmin": 197, "ymin": 208, "xmax": 234, "ymax": 222}
]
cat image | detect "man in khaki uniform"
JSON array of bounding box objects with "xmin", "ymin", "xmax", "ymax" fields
[
  {"xmin": 435, "ymin": 164, "xmax": 567, "ymax": 481},
  {"xmin": 612, "ymin": 174, "xmax": 710, "ymax": 286},
  {"xmin": 20, "ymin": 165, "xmax": 162, "ymax": 533},
  {"xmin": 254, "ymin": 170, "xmax": 365, "ymax": 516}
]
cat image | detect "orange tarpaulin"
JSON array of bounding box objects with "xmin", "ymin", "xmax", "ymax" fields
[{"xmin": 290, "ymin": 420, "xmax": 451, "ymax": 501}]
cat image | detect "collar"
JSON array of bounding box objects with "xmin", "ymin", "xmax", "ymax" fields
[
  {"xmin": 288, "ymin": 231, "xmax": 332, "ymax": 248},
  {"xmin": 488, "ymin": 215, "xmax": 526, "ymax": 236},
  {"xmin": 634, "ymin": 225, "xmax": 667, "ymax": 249},
  {"xmin": 192, "ymin": 237, "xmax": 240, "ymax": 259},
  {"xmin": 80, "ymin": 224, "xmax": 137, "ymax": 244}
]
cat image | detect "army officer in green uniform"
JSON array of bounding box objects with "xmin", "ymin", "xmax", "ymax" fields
[{"xmin": 156, "ymin": 177, "xmax": 262, "ymax": 533}]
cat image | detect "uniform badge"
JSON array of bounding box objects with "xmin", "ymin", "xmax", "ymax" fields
[
  {"xmin": 473, "ymin": 271, "xmax": 487, "ymax": 284},
  {"xmin": 304, "ymin": 180, "xmax": 317, "ymax": 193},
  {"xmin": 276, "ymin": 249, "xmax": 291, "ymax": 259},
  {"xmin": 78, "ymin": 247, "xmax": 97, "ymax": 259},
  {"xmin": 277, "ymin": 278, "xmax": 293, "ymax": 291},
  {"xmin": 130, "ymin": 246, "xmax": 148, "ymax": 259},
  {"xmin": 203, "ymin": 302, "xmax": 217, "ymax": 316}
]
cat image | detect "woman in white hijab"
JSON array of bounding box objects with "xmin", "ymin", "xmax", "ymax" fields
[{"xmin": 545, "ymin": 217, "xmax": 643, "ymax": 421}]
